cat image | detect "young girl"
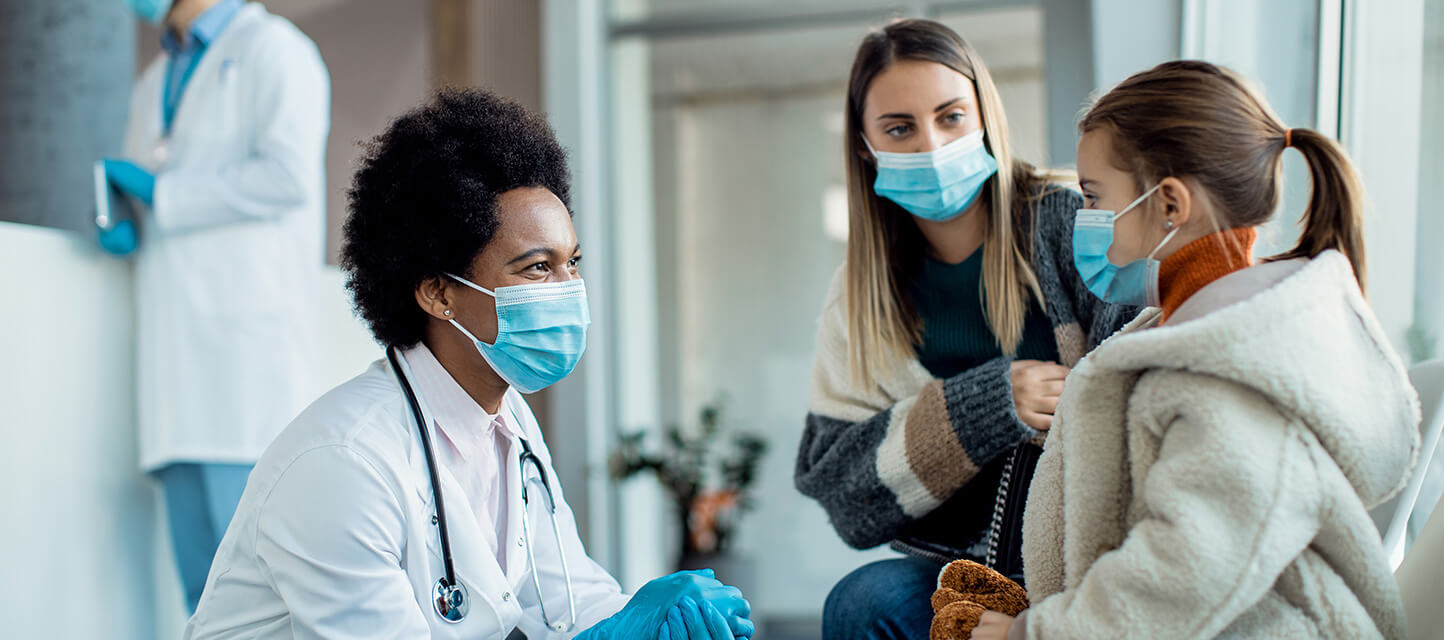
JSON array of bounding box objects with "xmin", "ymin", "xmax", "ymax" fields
[
  {"xmin": 973, "ymin": 60, "xmax": 1420, "ymax": 639},
  {"xmin": 793, "ymin": 19, "xmax": 1137, "ymax": 638}
]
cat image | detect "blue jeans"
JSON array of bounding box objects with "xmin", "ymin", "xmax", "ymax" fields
[
  {"xmin": 824, "ymin": 557, "xmax": 946, "ymax": 640},
  {"xmin": 154, "ymin": 462, "xmax": 253, "ymax": 613}
]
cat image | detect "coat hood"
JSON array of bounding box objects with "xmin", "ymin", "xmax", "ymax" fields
[{"xmin": 1086, "ymin": 251, "xmax": 1420, "ymax": 507}]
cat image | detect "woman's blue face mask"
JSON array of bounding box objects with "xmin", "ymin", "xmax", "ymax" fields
[
  {"xmin": 865, "ymin": 129, "xmax": 998, "ymax": 222},
  {"xmin": 444, "ymin": 273, "xmax": 590, "ymax": 394},
  {"xmin": 1072, "ymin": 184, "xmax": 1180, "ymax": 306}
]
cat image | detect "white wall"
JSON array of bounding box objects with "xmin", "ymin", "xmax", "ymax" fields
[
  {"xmin": 0, "ymin": 222, "xmax": 155, "ymax": 638},
  {"xmin": 1414, "ymin": 0, "xmax": 1444, "ymax": 365},
  {"xmin": 0, "ymin": 221, "xmax": 379, "ymax": 637},
  {"xmin": 1092, "ymin": 0, "xmax": 1182, "ymax": 89},
  {"xmin": 1348, "ymin": 0, "xmax": 1425, "ymax": 353}
]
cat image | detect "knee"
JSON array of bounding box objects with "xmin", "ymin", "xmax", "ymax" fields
[
  {"xmin": 824, "ymin": 559, "xmax": 936, "ymax": 636},
  {"xmin": 828, "ymin": 562, "xmax": 887, "ymax": 617}
]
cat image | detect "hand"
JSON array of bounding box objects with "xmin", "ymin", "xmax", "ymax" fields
[
  {"xmin": 97, "ymin": 219, "xmax": 138, "ymax": 256},
  {"xmin": 103, "ymin": 158, "xmax": 156, "ymax": 207},
  {"xmin": 1010, "ymin": 360, "xmax": 1070, "ymax": 431},
  {"xmin": 971, "ymin": 611, "xmax": 1015, "ymax": 640},
  {"xmin": 656, "ymin": 596, "xmax": 740, "ymax": 640},
  {"xmin": 580, "ymin": 569, "xmax": 753, "ymax": 639}
]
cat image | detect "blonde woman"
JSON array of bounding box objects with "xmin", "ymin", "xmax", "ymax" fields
[
  {"xmin": 793, "ymin": 19, "xmax": 1136, "ymax": 639},
  {"xmin": 972, "ymin": 60, "xmax": 1418, "ymax": 640}
]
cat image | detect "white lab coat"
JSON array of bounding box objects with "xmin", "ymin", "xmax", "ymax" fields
[
  {"xmin": 122, "ymin": 2, "xmax": 329, "ymax": 470},
  {"xmin": 184, "ymin": 358, "xmax": 631, "ymax": 639}
]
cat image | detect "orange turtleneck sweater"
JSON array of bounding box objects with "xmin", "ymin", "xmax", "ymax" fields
[{"xmin": 1157, "ymin": 226, "xmax": 1258, "ymax": 323}]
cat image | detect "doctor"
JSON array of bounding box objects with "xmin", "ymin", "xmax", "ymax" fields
[
  {"xmin": 104, "ymin": 0, "xmax": 329, "ymax": 613},
  {"xmin": 185, "ymin": 88, "xmax": 754, "ymax": 639}
]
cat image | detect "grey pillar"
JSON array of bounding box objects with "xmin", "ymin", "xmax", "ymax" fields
[{"xmin": 0, "ymin": 0, "xmax": 136, "ymax": 232}]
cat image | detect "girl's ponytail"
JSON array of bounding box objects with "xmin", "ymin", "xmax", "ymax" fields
[{"xmin": 1271, "ymin": 127, "xmax": 1368, "ymax": 292}]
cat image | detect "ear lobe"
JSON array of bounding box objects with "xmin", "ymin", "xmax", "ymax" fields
[
  {"xmin": 414, "ymin": 276, "xmax": 454, "ymax": 321},
  {"xmin": 1159, "ymin": 176, "xmax": 1193, "ymax": 226},
  {"xmin": 855, "ymin": 139, "xmax": 877, "ymax": 165}
]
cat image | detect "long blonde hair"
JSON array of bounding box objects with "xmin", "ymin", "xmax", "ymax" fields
[
  {"xmin": 1080, "ymin": 60, "xmax": 1367, "ymax": 290},
  {"xmin": 844, "ymin": 18, "xmax": 1051, "ymax": 386}
]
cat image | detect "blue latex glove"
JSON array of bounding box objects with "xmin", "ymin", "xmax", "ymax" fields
[
  {"xmin": 103, "ymin": 158, "xmax": 156, "ymax": 207},
  {"xmin": 657, "ymin": 596, "xmax": 740, "ymax": 640},
  {"xmin": 97, "ymin": 219, "xmax": 139, "ymax": 256},
  {"xmin": 577, "ymin": 570, "xmax": 754, "ymax": 640}
]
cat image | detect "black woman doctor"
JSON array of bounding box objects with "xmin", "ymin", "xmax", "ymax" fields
[{"xmin": 184, "ymin": 88, "xmax": 754, "ymax": 640}]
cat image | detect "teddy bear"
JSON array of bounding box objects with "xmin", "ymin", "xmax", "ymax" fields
[{"xmin": 929, "ymin": 559, "xmax": 1030, "ymax": 640}]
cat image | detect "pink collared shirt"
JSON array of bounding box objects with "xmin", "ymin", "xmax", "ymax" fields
[{"xmin": 401, "ymin": 343, "xmax": 522, "ymax": 571}]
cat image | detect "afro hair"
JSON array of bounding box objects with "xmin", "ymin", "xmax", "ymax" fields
[{"xmin": 340, "ymin": 87, "xmax": 571, "ymax": 347}]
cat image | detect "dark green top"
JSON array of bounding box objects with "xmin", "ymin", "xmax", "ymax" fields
[{"xmin": 909, "ymin": 247, "xmax": 1060, "ymax": 378}]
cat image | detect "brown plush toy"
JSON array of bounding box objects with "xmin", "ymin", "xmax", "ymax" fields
[{"xmin": 929, "ymin": 559, "xmax": 1030, "ymax": 640}]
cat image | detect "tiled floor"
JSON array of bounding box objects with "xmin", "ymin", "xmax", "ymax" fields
[{"xmin": 759, "ymin": 617, "xmax": 823, "ymax": 640}]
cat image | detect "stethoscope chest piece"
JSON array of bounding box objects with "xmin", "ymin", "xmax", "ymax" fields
[{"xmin": 433, "ymin": 578, "xmax": 469, "ymax": 623}]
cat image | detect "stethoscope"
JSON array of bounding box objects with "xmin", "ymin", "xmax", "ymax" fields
[{"xmin": 387, "ymin": 347, "xmax": 578, "ymax": 631}]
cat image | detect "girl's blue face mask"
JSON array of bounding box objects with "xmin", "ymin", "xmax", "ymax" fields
[
  {"xmin": 866, "ymin": 129, "xmax": 998, "ymax": 222},
  {"xmin": 444, "ymin": 274, "xmax": 590, "ymax": 394},
  {"xmin": 1073, "ymin": 184, "xmax": 1179, "ymax": 307}
]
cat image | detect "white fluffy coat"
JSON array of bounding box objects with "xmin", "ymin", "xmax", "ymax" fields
[{"xmin": 1018, "ymin": 251, "xmax": 1420, "ymax": 639}]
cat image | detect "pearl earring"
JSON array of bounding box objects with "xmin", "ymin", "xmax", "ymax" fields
[
  {"xmin": 1165, "ymin": 220, "xmax": 1175, "ymax": 230},
  {"xmin": 443, "ymin": 309, "xmax": 453, "ymax": 317}
]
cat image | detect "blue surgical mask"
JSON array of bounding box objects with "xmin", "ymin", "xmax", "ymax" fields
[
  {"xmin": 1073, "ymin": 184, "xmax": 1179, "ymax": 306},
  {"xmin": 125, "ymin": 0, "xmax": 174, "ymax": 24},
  {"xmin": 444, "ymin": 274, "xmax": 590, "ymax": 394},
  {"xmin": 866, "ymin": 130, "xmax": 998, "ymax": 221}
]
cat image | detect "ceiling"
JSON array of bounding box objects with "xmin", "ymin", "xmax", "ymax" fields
[{"xmin": 639, "ymin": 5, "xmax": 1045, "ymax": 100}]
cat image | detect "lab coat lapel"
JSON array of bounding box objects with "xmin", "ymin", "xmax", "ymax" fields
[
  {"xmin": 165, "ymin": 4, "xmax": 261, "ymax": 143},
  {"xmin": 390, "ymin": 358, "xmax": 505, "ymax": 594},
  {"xmin": 416, "ymin": 445, "xmax": 524, "ymax": 635},
  {"xmin": 431, "ymin": 462, "xmax": 512, "ymax": 592},
  {"xmin": 501, "ymin": 419, "xmax": 529, "ymax": 586}
]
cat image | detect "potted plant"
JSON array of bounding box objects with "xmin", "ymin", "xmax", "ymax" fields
[{"xmin": 608, "ymin": 396, "xmax": 768, "ymax": 583}]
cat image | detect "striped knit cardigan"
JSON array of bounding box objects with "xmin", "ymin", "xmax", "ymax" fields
[{"xmin": 795, "ymin": 188, "xmax": 1137, "ymax": 577}]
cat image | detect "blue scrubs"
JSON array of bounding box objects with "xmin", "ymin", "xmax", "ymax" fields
[
  {"xmin": 159, "ymin": 0, "xmax": 243, "ymax": 131},
  {"xmin": 154, "ymin": 462, "xmax": 253, "ymax": 612}
]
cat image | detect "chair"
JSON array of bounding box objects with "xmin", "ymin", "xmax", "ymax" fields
[
  {"xmin": 1372, "ymin": 359, "xmax": 1444, "ymax": 570},
  {"xmin": 1396, "ymin": 505, "xmax": 1444, "ymax": 639}
]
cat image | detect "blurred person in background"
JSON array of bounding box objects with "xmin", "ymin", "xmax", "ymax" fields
[
  {"xmin": 101, "ymin": 0, "xmax": 329, "ymax": 613},
  {"xmin": 794, "ymin": 19, "xmax": 1138, "ymax": 639}
]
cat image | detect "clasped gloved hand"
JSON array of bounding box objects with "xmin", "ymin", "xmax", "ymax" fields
[
  {"xmin": 576, "ymin": 569, "xmax": 753, "ymax": 640},
  {"xmin": 96, "ymin": 159, "xmax": 155, "ymax": 256}
]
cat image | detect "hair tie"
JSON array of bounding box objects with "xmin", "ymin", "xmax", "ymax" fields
[{"xmin": 1284, "ymin": 128, "xmax": 1294, "ymax": 148}]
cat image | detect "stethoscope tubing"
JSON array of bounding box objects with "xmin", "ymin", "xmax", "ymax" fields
[
  {"xmin": 388, "ymin": 347, "xmax": 461, "ymax": 589},
  {"xmin": 388, "ymin": 346, "xmax": 576, "ymax": 630}
]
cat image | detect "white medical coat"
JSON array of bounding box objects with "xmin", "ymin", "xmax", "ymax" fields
[
  {"xmin": 122, "ymin": 2, "xmax": 329, "ymax": 470},
  {"xmin": 184, "ymin": 358, "xmax": 631, "ymax": 639}
]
